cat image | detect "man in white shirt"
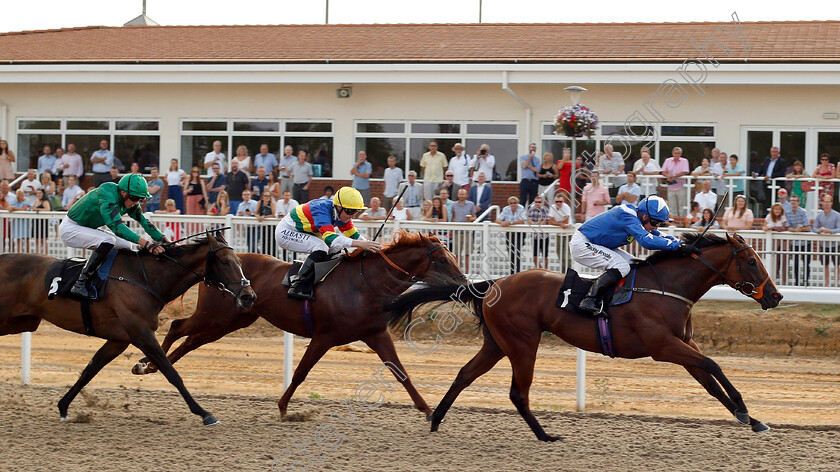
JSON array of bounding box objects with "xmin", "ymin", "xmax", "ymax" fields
[
  {"xmin": 236, "ymin": 190, "xmax": 259, "ymax": 216},
  {"xmin": 382, "ymin": 155, "xmax": 404, "ymax": 210},
  {"xmin": 361, "ymin": 197, "xmax": 388, "ymax": 221},
  {"xmin": 449, "ymin": 143, "xmax": 471, "ymax": 191},
  {"xmin": 203, "ymin": 140, "xmax": 226, "ymax": 176},
  {"xmin": 54, "ymin": 143, "xmax": 84, "ymax": 179},
  {"xmin": 62, "ymin": 175, "xmax": 85, "ymax": 210},
  {"xmin": 598, "ymin": 143, "xmax": 626, "ymax": 189},
  {"xmin": 398, "ymin": 171, "xmax": 424, "ymax": 220},
  {"xmin": 693, "ymin": 179, "xmax": 718, "ymax": 211},
  {"xmin": 710, "ymin": 148, "xmax": 729, "ymax": 194},
  {"xmin": 615, "ymin": 171, "xmax": 641, "ymax": 206},
  {"xmin": 274, "ymin": 191, "xmax": 299, "ymax": 218},
  {"xmin": 469, "ymin": 144, "xmax": 495, "ymax": 184},
  {"xmin": 20, "ymin": 169, "xmax": 42, "ymax": 206},
  {"xmin": 631, "ymin": 148, "xmax": 661, "ymax": 197}
]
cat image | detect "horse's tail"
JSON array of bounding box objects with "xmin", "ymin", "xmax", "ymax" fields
[{"xmin": 383, "ymin": 279, "xmax": 496, "ymax": 330}]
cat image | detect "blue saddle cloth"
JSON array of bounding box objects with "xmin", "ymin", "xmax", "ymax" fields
[
  {"xmin": 555, "ymin": 268, "xmax": 636, "ymax": 316},
  {"xmin": 45, "ymin": 249, "xmax": 120, "ymax": 301}
]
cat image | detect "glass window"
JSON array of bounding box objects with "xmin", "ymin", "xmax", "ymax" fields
[
  {"xmin": 285, "ymin": 137, "xmax": 334, "ymax": 178},
  {"xmin": 233, "ymin": 121, "xmax": 280, "ymax": 132},
  {"xmin": 115, "ymin": 121, "xmax": 159, "ymax": 131},
  {"xmin": 67, "ymin": 120, "xmax": 110, "ymax": 130},
  {"xmin": 465, "ymin": 138, "xmax": 518, "ymax": 181},
  {"xmin": 411, "ymin": 123, "xmax": 460, "ymax": 134},
  {"xmin": 601, "ymin": 124, "xmax": 654, "ymax": 137},
  {"xmin": 18, "ymin": 120, "xmax": 60, "ymax": 130},
  {"xmin": 409, "ymin": 138, "xmax": 460, "ymax": 178},
  {"xmin": 818, "ymin": 132, "xmax": 840, "ymax": 164},
  {"xmin": 780, "ymin": 131, "xmax": 806, "ymax": 163},
  {"xmin": 286, "ymin": 122, "xmax": 332, "ymax": 133},
  {"xmin": 115, "ymin": 136, "xmax": 160, "ymax": 173},
  {"xmin": 182, "ymin": 121, "xmax": 227, "ymax": 132},
  {"xmin": 17, "ymin": 134, "xmax": 61, "ymax": 171},
  {"xmin": 542, "ymin": 124, "xmax": 557, "ymax": 136},
  {"xmin": 357, "ymin": 123, "xmax": 405, "ymax": 134},
  {"xmin": 356, "ymin": 137, "xmax": 406, "ymax": 179},
  {"xmin": 661, "ymin": 125, "xmax": 715, "ymax": 137},
  {"xmin": 466, "ymin": 123, "xmax": 517, "ymax": 135},
  {"xmin": 66, "ymin": 135, "xmax": 111, "ymax": 173},
  {"xmin": 182, "ymin": 136, "xmax": 229, "ymax": 172}
]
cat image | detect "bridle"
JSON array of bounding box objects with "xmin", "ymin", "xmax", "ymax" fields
[
  {"xmin": 688, "ymin": 241, "xmax": 771, "ymax": 300},
  {"xmin": 360, "ymin": 243, "xmax": 466, "ymax": 291},
  {"xmin": 159, "ymin": 243, "xmax": 252, "ymax": 300}
]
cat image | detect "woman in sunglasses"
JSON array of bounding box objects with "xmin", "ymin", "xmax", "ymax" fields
[
  {"xmin": 275, "ymin": 186, "xmax": 381, "ymax": 301},
  {"xmin": 58, "ymin": 174, "xmax": 167, "ymax": 298},
  {"xmin": 569, "ymin": 195, "xmax": 699, "ymax": 316}
]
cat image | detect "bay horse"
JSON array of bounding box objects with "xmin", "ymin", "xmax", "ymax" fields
[
  {"xmin": 131, "ymin": 230, "xmax": 464, "ymax": 418},
  {"xmin": 384, "ymin": 233, "xmax": 783, "ymax": 441},
  {"xmin": 0, "ymin": 232, "xmax": 256, "ymax": 426}
]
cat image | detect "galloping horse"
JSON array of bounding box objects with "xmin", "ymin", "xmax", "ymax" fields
[
  {"xmin": 385, "ymin": 233, "xmax": 783, "ymax": 441},
  {"xmin": 132, "ymin": 230, "xmax": 464, "ymax": 417},
  {"xmin": 0, "ymin": 232, "xmax": 256, "ymax": 425}
]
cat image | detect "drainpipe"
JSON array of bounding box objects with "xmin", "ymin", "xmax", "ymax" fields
[
  {"xmin": 0, "ymin": 99, "xmax": 7, "ymax": 142},
  {"xmin": 501, "ymin": 71, "xmax": 531, "ymax": 181}
]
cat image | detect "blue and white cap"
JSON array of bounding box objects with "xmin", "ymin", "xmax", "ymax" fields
[{"xmin": 637, "ymin": 195, "xmax": 673, "ymax": 223}]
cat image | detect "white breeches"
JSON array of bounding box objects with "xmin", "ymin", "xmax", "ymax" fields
[
  {"xmin": 569, "ymin": 230, "xmax": 632, "ymax": 277},
  {"xmin": 59, "ymin": 216, "xmax": 133, "ymax": 250},
  {"xmin": 275, "ymin": 218, "xmax": 339, "ymax": 255}
]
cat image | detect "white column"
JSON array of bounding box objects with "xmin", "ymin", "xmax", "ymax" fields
[
  {"xmin": 21, "ymin": 332, "xmax": 31, "ymax": 385},
  {"xmin": 575, "ymin": 348, "xmax": 586, "ymax": 411},
  {"xmin": 283, "ymin": 331, "xmax": 294, "ymax": 391}
]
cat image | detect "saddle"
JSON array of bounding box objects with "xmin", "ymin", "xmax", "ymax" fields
[
  {"xmin": 45, "ymin": 250, "xmax": 120, "ymax": 302},
  {"xmin": 281, "ymin": 257, "xmax": 343, "ymax": 288},
  {"xmin": 555, "ymin": 268, "xmax": 636, "ymax": 317}
]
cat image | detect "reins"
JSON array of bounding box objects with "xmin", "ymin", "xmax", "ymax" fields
[{"xmin": 359, "ymin": 243, "xmax": 452, "ymax": 294}]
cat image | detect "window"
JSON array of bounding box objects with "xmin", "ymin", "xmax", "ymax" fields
[
  {"xmin": 180, "ymin": 120, "xmax": 334, "ymax": 175},
  {"xmin": 16, "ymin": 118, "xmax": 161, "ymax": 173}
]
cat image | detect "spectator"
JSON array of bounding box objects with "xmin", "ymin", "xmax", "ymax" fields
[
  {"xmin": 207, "ymin": 190, "xmax": 231, "ymax": 216},
  {"xmin": 255, "ymin": 190, "xmax": 276, "ymax": 255},
  {"xmin": 37, "ymin": 145, "xmax": 56, "ymax": 179},
  {"xmin": 278, "ymin": 145, "xmax": 295, "ymax": 194},
  {"xmin": 755, "ymin": 146, "xmax": 788, "ymax": 209},
  {"xmin": 631, "ymin": 147, "xmax": 661, "ymax": 198},
  {"xmin": 528, "ymin": 196, "xmax": 550, "ymax": 269},
  {"xmin": 692, "ymin": 157, "xmax": 713, "ymax": 178},
  {"xmin": 108, "ymin": 166, "xmax": 120, "ymax": 184},
  {"xmin": 361, "ymin": 197, "xmax": 388, "ymax": 221},
  {"xmin": 20, "ymin": 169, "xmax": 42, "ymax": 206},
  {"xmin": 660, "ymin": 146, "xmax": 690, "ymax": 217},
  {"xmin": 725, "ymin": 154, "xmax": 746, "ymax": 195},
  {"xmin": 549, "ymin": 193, "xmax": 572, "ymax": 261},
  {"xmin": 0, "ymin": 179, "xmax": 13, "ymax": 206},
  {"xmin": 425, "ymin": 197, "xmax": 447, "ymax": 222},
  {"xmin": 206, "ymin": 163, "xmax": 227, "ymax": 206},
  {"xmin": 436, "ymin": 171, "xmax": 457, "ymax": 201},
  {"xmin": 268, "ymin": 169, "xmax": 282, "ymax": 202},
  {"xmin": 399, "ymin": 171, "xmax": 424, "ymax": 220},
  {"xmin": 554, "ymin": 148, "xmax": 573, "ymax": 198},
  {"xmin": 449, "ymin": 143, "xmax": 471, "ymax": 192},
  {"xmin": 536, "ymin": 151, "xmax": 556, "ymax": 202},
  {"xmin": 469, "ymin": 144, "xmax": 495, "ymax": 184},
  {"xmin": 710, "ymin": 148, "xmax": 729, "ymax": 194},
  {"xmin": 691, "ymin": 208, "xmax": 719, "ymax": 229},
  {"xmin": 156, "ymin": 199, "xmax": 181, "ymax": 215},
  {"xmin": 32, "ymin": 188, "xmax": 51, "ymax": 253},
  {"xmin": 598, "ymin": 143, "xmax": 626, "ymax": 195},
  {"xmin": 722, "ymin": 195, "xmax": 754, "ymax": 231},
  {"xmin": 350, "ymin": 151, "xmax": 372, "ymax": 205},
  {"xmin": 183, "ymin": 167, "xmax": 208, "ymax": 215},
  {"xmin": 320, "ymin": 186, "xmax": 335, "ymax": 200},
  {"xmin": 420, "ymin": 199, "xmax": 433, "ymax": 220},
  {"xmin": 91, "ymin": 139, "xmax": 114, "ymax": 187},
  {"xmin": 236, "ymin": 190, "xmax": 260, "ymax": 252},
  {"xmin": 0, "ymin": 140, "xmax": 14, "ymax": 181},
  {"xmin": 274, "ymin": 191, "xmax": 299, "ymax": 218},
  {"xmin": 54, "ymin": 143, "xmax": 84, "ymax": 180},
  {"xmin": 232, "ymin": 144, "xmax": 252, "ymax": 178},
  {"xmin": 50, "ymin": 178, "xmax": 65, "ymax": 211},
  {"xmin": 518, "ymin": 143, "xmax": 540, "ymax": 206},
  {"xmin": 688, "ymin": 201, "xmax": 702, "ymax": 225},
  {"xmin": 468, "ymin": 172, "xmax": 493, "ymax": 221},
  {"xmin": 693, "ymin": 180, "xmax": 717, "ymax": 211},
  {"xmin": 382, "ymin": 155, "xmax": 404, "ymax": 210},
  {"xmin": 130, "ymin": 162, "xmax": 141, "ymax": 174},
  {"xmin": 581, "ymin": 170, "xmax": 610, "ymax": 220},
  {"xmin": 786, "ymin": 194, "xmax": 811, "ymax": 286},
  {"xmin": 313, "ymin": 148, "xmax": 331, "ymax": 177},
  {"xmin": 815, "ymin": 195, "xmax": 840, "ymax": 286},
  {"xmin": 452, "ymin": 188, "xmax": 477, "ymax": 223},
  {"xmin": 763, "ymin": 203, "xmax": 787, "ymax": 231},
  {"xmin": 814, "ymin": 153, "xmax": 835, "ymax": 202},
  {"xmin": 496, "ymin": 196, "xmax": 526, "ymax": 274},
  {"xmin": 39, "ymin": 172, "xmax": 55, "ymax": 199},
  {"xmin": 615, "ymin": 171, "xmax": 641, "ymax": 207},
  {"xmin": 777, "ymin": 188, "xmax": 792, "ymax": 214},
  {"xmin": 420, "ymin": 141, "xmax": 448, "ymax": 201},
  {"xmin": 250, "ymin": 166, "xmax": 270, "ymax": 199},
  {"xmin": 785, "ymin": 160, "xmax": 810, "ymax": 206},
  {"xmin": 438, "ymin": 188, "xmax": 454, "ymax": 221},
  {"xmin": 203, "ymin": 140, "xmax": 225, "ymax": 176},
  {"xmin": 8, "ymin": 189, "xmax": 31, "ymax": 250},
  {"xmin": 156, "ymin": 198, "xmax": 182, "ymax": 241},
  {"xmin": 392, "ymin": 200, "xmax": 410, "ymax": 221},
  {"xmin": 145, "ymin": 167, "xmax": 164, "ymax": 213},
  {"xmin": 254, "ymin": 144, "xmax": 278, "ymax": 175},
  {"xmin": 62, "ymin": 175, "xmax": 85, "ymax": 210},
  {"xmin": 226, "ymin": 159, "xmax": 250, "ymax": 214},
  {"xmin": 290, "ymin": 150, "xmax": 313, "ymax": 203}
]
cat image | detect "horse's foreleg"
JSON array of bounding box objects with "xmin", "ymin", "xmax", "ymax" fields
[
  {"xmin": 127, "ymin": 326, "xmax": 217, "ymax": 426},
  {"xmin": 430, "ymin": 330, "xmax": 505, "ymax": 432},
  {"xmin": 277, "ymin": 337, "xmax": 332, "ymax": 417},
  {"xmin": 58, "ymin": 340, "xmax": 129, "ymax": 421},
  {"xmin": 362, "ymin": 330, "xmax": 431, "ymax": 417},
  {"xmin": 508, "ymin": 347, "xmax": 561, "ymax": 442}
]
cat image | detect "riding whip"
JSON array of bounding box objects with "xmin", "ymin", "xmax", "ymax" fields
[{"xmin": 372, "ymin": 183, "xmax": 409, "ymax": 242}]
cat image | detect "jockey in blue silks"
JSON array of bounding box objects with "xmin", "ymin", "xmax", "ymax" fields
[{"xmin": 569, "ymin": 195, "xmax": 701, "ymax": 315}]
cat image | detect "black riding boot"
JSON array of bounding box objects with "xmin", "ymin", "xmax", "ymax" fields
[
  {"xmin": 579, "ymin": 268, "xmax": 623, "ymax": 316},
  {"xmin": 70, "ymin": 242, "xmax": 114, "ymax": 299},
  {"xmin": 288, "ymin": 251, "xmax": 328, "ymax": 301}
]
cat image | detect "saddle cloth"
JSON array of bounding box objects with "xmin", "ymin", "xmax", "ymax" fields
[
  {"xmin": 45, "ymin": 250, "xmax": 119, "ymax": 301},
  {"xmin": 555, "ymin": 267, "xmax": 636, "ymax": 316},
  {"xmin": 281, "ymin": 257, "xmax": 343, "ymax": 287}
]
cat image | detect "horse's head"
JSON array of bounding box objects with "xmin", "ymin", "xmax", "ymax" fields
[
  {"xmin": 701, "ymin": 233, "xmax": 782, "ymax": 310},
  {"xmin": 381, "ymin": 230, "xmax": 466, "ymax": 285},
  {"xmin": 204, "ymin": 232, "xmax": 257, "ymax": 309}
]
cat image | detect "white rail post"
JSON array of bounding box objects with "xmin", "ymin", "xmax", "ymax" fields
[
  {"xmin": 21, "ymin": 332, "xmax": 31, "ymax": 385},
  {"xmin": 283, "ymin": 331, "xmax": 293, "ymax": 391},
  {"xmin": 576, "ymin": 348, "xmax": 586, "ymax": 411},
  {"xmin": 482, "ymin": 221, "xmax": 491, "ymax": 278}
]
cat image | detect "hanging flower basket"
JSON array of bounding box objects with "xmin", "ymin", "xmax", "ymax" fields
[{"xmin": 554, "ymin": 104, "xmax": 599, "ymax": 138}]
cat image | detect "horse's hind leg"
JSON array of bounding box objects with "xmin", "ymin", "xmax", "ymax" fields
[
  {"xmin": 430, "ymin": 328, "xmax": 504, "ymax": 432},
  {"xmin": 277, "ymin": 337, "xmax": 333, "ymax": 416},
  {"xmin": 58, "ymin": 340, "xmax": 129, "ymax": 421},
  {"xmin": 508, "ymin": 345, "xmax": 562, "ymax": 442},
  {"xmin": 362, "ymin": 330, "xmax": 432, "ymax": 417}
]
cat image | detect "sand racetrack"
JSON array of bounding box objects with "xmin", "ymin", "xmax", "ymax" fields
[{"xmin": 0, "ymin": 292, "xmax": 839, "ymax": 471}]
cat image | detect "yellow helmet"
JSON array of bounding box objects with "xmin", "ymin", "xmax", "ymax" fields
[{"xmin": 334, "ymin": 187, "xmax": 367, "ymax": 210}]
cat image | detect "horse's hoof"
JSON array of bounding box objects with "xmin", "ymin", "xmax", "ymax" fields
[
  {"xmin": 59, "ymin": 416, "xmax": 67, "ymax": 422},
  {"xmin": 202, "ymin": 414, "xmax": 220, "ymax": 426},
  {"xmin": 425, "ymin": 414, "xmax": 433, "ymax": 422},
  {"xmin": 734, "ymin": 410, "xmax": 750, "ymax": 424},
  {"xmin": 540, "ymin": 434, "xmax": 564, "ymax": 442},
  {"xmin": 752, "ymin": 421, "xmax": 770, "ymax": 433},
  {"xmin": 130, "ymin": 363, "xmax": 146, "ymax": 375}
]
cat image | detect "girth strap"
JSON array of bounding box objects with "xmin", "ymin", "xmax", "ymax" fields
[{"xmin": 631, "ymin": 287, "xmax": 695, "ymax": 307}]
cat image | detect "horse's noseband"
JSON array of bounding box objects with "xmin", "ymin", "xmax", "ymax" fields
[
  {"xmin": 205, "ymin": 245, "xmax": 252, "ymax": 300},
  {"xmin": 692, "ymin": 244, "xmax": 770, "ymax": 301}
]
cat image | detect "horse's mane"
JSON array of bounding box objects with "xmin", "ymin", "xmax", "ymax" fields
[
  {"xmin": 644, "ymin": 232, "xmax": 728, "ymax": 265},
  {"xmin": 136, "ymin": 232, "xmax": 227, "ymax": 258},
  {"xmin": 343, "ymin": 229, "xmax": 441, "ymax": 259}
]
